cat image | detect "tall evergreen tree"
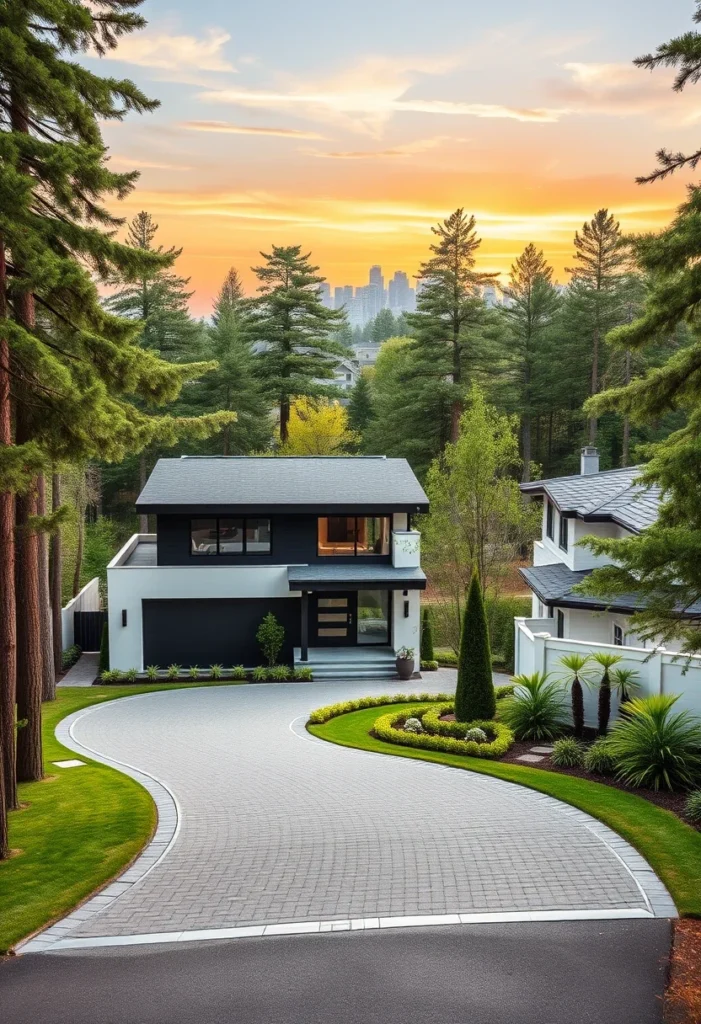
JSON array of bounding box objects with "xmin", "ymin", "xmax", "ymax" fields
[
  {"xmin": 408, "ymin": 209, "xmax": 496, "ymax": 442},
  {"xmin": 455, "ymin": 572, "xmax": 496, "ymax": 723},
  {"xmin": 371, "ymin": 308, "xmax": 397, "ymax": 343},
  {"xmin": 249, "ymin": 246, "xmax": 348, "ymax": 443},
  {"xmin": 499, "ymin": 245, "xmax": 561, "ymax": 480},
  {"xmin": 346, "ymin": 372, "xmax": 374, "ymax": 439}
]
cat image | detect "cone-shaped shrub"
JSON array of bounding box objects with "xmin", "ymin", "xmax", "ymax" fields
[
  {"xmin": 455, "ymin": 573, "xmax": 495, "ymax": 722},
  {"xmin": 420, "ymin": 606, "xmax": 435, "ymax": 662}
]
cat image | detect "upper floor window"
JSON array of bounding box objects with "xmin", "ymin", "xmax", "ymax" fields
[
  {"xmin": 556, "ymin": 609, "xmax": 565, "ymax": 639},
  {"xmin": 546, "ymin": 501, "xmax": 554, "ymax": 541},
  {"xmin": 191, "ymin": 517, "xmax": 271, "ymax": 556},
  {"xmin": 613, "ymin": 624, "xmax": 624, "ymax": 647},
  {"xmin": 318, "ymin": 516, "xmax": 390, "ymax": 556},
  {"xmin": 558, "ymin": 514, "xmax": 569, "ymax": 552}
]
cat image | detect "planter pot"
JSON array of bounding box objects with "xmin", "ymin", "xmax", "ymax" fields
[{"xmin": 396, "ymin": 657, "xmax": 415, "ymax": 680}]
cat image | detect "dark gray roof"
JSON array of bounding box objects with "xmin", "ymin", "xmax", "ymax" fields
[
  {"xmin": 288, "ymin": 564, "xmax": 426, "ymax": 591},
  {"xmin": 520, "ymin": 562, "xmax": 701, "ymax": 616},
  {"xmin": 123, "ymin": 541, "xmax": 157, "ymax": 567},
  {"xmin": 137, "ymin": 457, "xmax": 428, "ymax": 513},
  {"xmin": 520, "ymin": 467, "xmax": 660, "ymax": 534}
]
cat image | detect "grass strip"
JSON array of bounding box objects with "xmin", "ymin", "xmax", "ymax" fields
[
  {"xmin": 309, "ymin": 703, "xmax": 701, "ymax": 918},
  {"xmin": 0, "ymin": 682, "xmax": 241, "ymax": 953}
]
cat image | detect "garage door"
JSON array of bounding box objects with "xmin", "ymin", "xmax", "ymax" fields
[{"xmin": 142, "ymin": 598, "xmax": 301, "ymax": 669}]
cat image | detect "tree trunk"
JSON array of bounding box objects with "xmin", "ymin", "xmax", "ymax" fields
[
  {"xmin": 15, "ymin": 407, "xmax": 43, "ymax": 784},
  {"xmin": 589, "ymin": 326, "xmax": 599, "ymax": 443},
  {"xmin": 36, "ymin": 475, "xmax": 55, "ymax": 701},
  {"xmin": 279, "ymin": 396, "xmax": 290, "ymax": 444},
  {"xmin": 622, "ymin": 349, "xmax": 631, "ymax": 468},
  {"xmin": 0, "ymin": 235, "xmax": 16, "ymax": 822},
  {"xmin": 50, "ymin": 471, "xmax": 63, "ymax": 678},
  {"xmin": 73, "ymin": 498, "xmax": 84, "ymax": 599},
  {"xmin": 138, "ymin": 453, "xmax": 148, "ymax": 533}
]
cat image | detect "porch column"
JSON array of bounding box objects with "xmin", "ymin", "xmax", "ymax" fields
[{"xmin": 301, "ymin": 591, "xmax": 309, "ymax": 662}]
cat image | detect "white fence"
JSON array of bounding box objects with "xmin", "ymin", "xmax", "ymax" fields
[
  {"xmin": 61, "ymin": 577, "xmax": 100, "ymax": 651},
  {"xmin": 515, "ymin": 617, "xmax": 701, "ymax": 725}
]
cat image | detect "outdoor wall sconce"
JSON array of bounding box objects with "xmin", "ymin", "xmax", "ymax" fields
[
  {"xmin": 404, "ymin": 600, "xmax": 409, "ymax": 618},
  {"xmin": 122, "ymin": 609, "xmax": 127, "ymax": 627}
]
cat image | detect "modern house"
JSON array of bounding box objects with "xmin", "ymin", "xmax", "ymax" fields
[
  {"xmin": 515, "ymin": 446, "xmax": 701, "ymax": 719},
  {"xmin": 107, "ymin": 456, "xmax": 428, "ymax": 679}
]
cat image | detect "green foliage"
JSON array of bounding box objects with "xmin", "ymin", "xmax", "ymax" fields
[
  {"xmin": 420, "ymin": 660, "xmax": 439, "ymax": 672},
  {"xmin": 252, "ymin": 666, "xmax": 269, "ymax": 682},
  {"xmin": 485, "ymin": 595, "xmax": 531, "ymax": 670},
  {"xmin": 583, "ymin": 740, "xmax": 618, "ymax": 775},
  {"xmin": 558, "ymin": 653, "xmax": 594, "ymax": 738},
  {"xmin": 188, "ymin": 666, "xmax": 200, "ymax": 681},
  {"xmin": 166, "ymin": 664, "xmax": 181, "ymax": 681},
  {"xmin": 551, "ymin": 738, "xmax": 585, "ymax": 768},
  {"xmin": 455, "ymin": 572, "xmax": 496, "ymax": 722},
  {"xmin": 435, "ymin": 649, "xmax": 458, "ymax": 667},
  {"xmin": 61, "ymin": 645, "xmax": 82, "ymax": 672},
  {"xmin": 124, "ymin": 668, "xmax": 138, "ymax": 684},
  {"xmin": 420, "ymin": 607, "xmax": 435, "ymax": 662},
  {"xmin": 684, "ymin": 790, "xmax": 701, "ymax": 824},
  {"xmin": 293, "ymin": 667, "xmax": 314, "ymax": 682},
  {"xmin": 500, "ymin": 673, "xmax": 569, "ymax": 741},
  {"xmin": 209, "ymin": 664, "xmax": 223, "ymax": 680},
  {"xmin": 145, "ymin": 665, "xmax": 159, "ymax": 682},
  {"xmin": 230, "ymin": 665, "xmax": 247, "ymax": 681},
  {"xmin": 373, "ymin": 705, "xmax": 514, "ymax": 759},
  {"xmin": 256, "ymin": 612, "xmax": 285, "ymax": 667},
  {"xmin": 98, "ymin": 623, "xmax": 110, "ymax": 676},
  {"xmin": 591, "ymin": 652, "xmax": 623, "ymax": 735},
  {"xmin": 607, "ymin": 694, "xmax": 701, "ymax": 791},
  {"xmin": 270, "ymin": 665, "xmax": 291, "ymax": 682},
  {"xmin": 308, "ymin": 693, "xmax": 454, "ymax": 725},
  {"xmin": 347, "ymin": 373, "xmax": 374, "ymax": 441}
]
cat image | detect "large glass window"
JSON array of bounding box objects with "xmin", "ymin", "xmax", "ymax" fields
[
  {"xmin": 191, "ymin": 518, "xmax": 271, "ymax": 556},
  {"xmin": 357, "ymin": 590, "xmax": 389, "ymax": 645},
  {"xmin": 317, "ymin": 516, "xmax": 391, "ymax": 556}
]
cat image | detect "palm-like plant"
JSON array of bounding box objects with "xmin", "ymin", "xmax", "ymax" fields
[
  {"xmin": 590, "ymin": 652, "xmax": 623, "ymax": 735},
  {"xmin": 611, "ymin": 667, "xmax": 641, "ymax": 717},
  {"xmin": 500, "ymin": 672, "xmax": 569, "ymax": 741},
  {"xmin": 607, "ymin": 695, "xmax": 701, "ymax": 791},
  {"xmin": 558, "ymin": 653, "xmax": 593, "ymax": 738}
]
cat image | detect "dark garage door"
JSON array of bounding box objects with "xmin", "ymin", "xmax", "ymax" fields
[{"xmin": 142, "ymin": 598, "xmax": 301, "ymax": 669}]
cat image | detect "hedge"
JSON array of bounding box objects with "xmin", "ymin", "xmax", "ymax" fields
[
  {"xmin": 373, "ymin": 705, "xmax": 514, "ymax": 759},
  {"xmin": 308, "ymin": 693, "xmax": 454, "ymax": 726}
]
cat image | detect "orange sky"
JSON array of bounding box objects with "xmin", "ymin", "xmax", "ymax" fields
[{"xmin": 93, "ymin": 2, "xmax": 699, "ymax": 314}]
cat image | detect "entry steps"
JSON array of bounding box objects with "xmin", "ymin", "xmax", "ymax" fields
[{"xmin": 293, "ymin": 646, "xmax": 401, "ymax": 681}]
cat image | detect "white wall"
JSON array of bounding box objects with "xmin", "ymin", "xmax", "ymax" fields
[
  {"xmin": 61, "ymin": 577, "xmax": 100, "ymax": 650},
  {"xmin": 536, "ymin": 502, "xmax": 630, "ymax": 572},
  {"xmin": 108, "ymin": 563, "xmax": 297, "ymax": 670},
  {"xmin": 392, "ymin": 530, "xmax": 420, "ymax": 568},
  {"xmin": 392, "ymin": 590, "xmax": 421, "ymax": 656}
]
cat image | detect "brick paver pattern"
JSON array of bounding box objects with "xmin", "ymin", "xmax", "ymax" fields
[{"xmin": 67, "ymin": 681, "xmax": 648, "ymax": 937}]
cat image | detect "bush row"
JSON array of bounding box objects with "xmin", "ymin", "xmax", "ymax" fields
[
  {"xmin": 420, "ymin": 691, "xmax": 512, "ymax": 739},
  {"xmin": 308, "ymin": 693, "xmax": 455, "ymax": 725},
  {"xmin": 373, "ymin": 706, "xmax": 514, "ymax": 759},
  {"xmin": 61, "ymin": 644, "xmax": 82, "ymax": 672},
  {"xmin": 99, "ymin": 664, "xmax": 314, "ymax": 684}
]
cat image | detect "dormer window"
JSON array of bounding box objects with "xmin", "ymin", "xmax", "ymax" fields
[
  {"xmin": 546, "ymin": 501, "xmax": 554, "ymax": 541},
  {"xmin": 559, "ymin": 514, "xmax": 569, "ymax": 552}
]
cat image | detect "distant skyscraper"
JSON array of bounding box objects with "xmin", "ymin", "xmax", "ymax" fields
[
  {"xmin": 334, "ymin": 285, "xmax": 354, "ymax": 310},
  {"xmin": 318, "ymin": 281, "xmax": 332, "ymax": 309},
  {"xmin": 388, "ymin": 270, "xmax": 415, "ymax": 313}
]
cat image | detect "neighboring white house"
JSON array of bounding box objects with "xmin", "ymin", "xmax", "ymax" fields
[
  {"xmin": 107, "ymin": 456, "xmax": 427, "ymax": 679},
  {"xmin": 515, "ymin": 446, "xmax": 701, "ymax": 720}
]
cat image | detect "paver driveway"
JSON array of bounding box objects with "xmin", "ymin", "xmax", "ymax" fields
[{"xmin": 25, "ymin": 680, "xmax": 675, "ymax": 951}]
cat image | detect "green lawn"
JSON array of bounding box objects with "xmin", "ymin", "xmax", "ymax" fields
[
  {"xmin": 309, "ymin": 703, "xmax": 701, "ymax": 918},
  {"xmin": 0, "ymin": 682, "xmax": 241, "ymax": 954}
]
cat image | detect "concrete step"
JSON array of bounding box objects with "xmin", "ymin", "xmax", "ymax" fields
[{"xmin": 310, "ymin": 669, "xmax": 400, "ymax": 680}]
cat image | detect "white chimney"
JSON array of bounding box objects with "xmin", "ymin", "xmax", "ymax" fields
[{"xmin": 580, "ymin": 446, "xmax": 600, "ymax": 476}]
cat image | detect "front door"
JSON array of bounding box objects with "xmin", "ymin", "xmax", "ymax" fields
[{"xmin": 311, "ymin": 592, "xmax": 357, "ymax": 646}]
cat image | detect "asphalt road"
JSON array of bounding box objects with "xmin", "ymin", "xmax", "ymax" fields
[{"xmin": 1, "ymin": 921, "xmax": 671, "ymax": 1024}]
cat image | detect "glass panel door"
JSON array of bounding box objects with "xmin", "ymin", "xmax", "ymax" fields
[
  {"xmin": 357, "ymin": 590, "xmax": 389, "ymax": 645},
  {"xmin": 312, "ymin": 593, "xmax": 357, "ymax": 645}
]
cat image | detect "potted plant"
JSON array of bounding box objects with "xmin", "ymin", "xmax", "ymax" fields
[{"xmin": 395, "ymin": 646, "xmax": 416, "ymax": 680}]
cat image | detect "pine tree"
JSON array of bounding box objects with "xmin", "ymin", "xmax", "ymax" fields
[
  {"xmin": 371, "ymin": 309, "xmax": 396, "ymax": 343},
  {"xmin": 565, "ymin": 210, "xmax": 630, "ymax": 442},
  {"xmin": 408, "ymin": 210, "xmax": 496, "ymax": 442},
  {"xmin": 347, "ymin": 372, "xmax": 374, "ymax": 439},
  {"xmin": 499, "ymin": 245, "xmax": 561, "ymax": 480},
  {"xmin": 249, "ymin": 246, "xmax": 348, "ymax": 442},
  {"xmin": 455, "ymin": 572, "xmax": 495, "ymax": 722}
]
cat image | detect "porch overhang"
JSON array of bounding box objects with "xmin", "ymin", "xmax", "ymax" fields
[{"xmin": 287, "ymin": 564, "xmax": 426, "ymax": 592}]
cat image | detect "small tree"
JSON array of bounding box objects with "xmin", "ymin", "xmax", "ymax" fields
[
  {"xmin": 591, "ymin": 652, "xmax": 623, "ymax": 735},
  {"xmin": 420, "ymin": 607, "xmax": 435, "ymax": 662},
  {"xmin": 558, "ymin": 653, "xmax": 592, "ymax": 738},
  {"xmin": 455, "ymin": 573, "xmax": 495, "ymax": 722},
  {"xmin": 257, "ymin": 612, "xmax": 285, "ymax": 667},
  {"xmin": 98, "ymin": 622, "xmax": 110, "ymax": 677}
]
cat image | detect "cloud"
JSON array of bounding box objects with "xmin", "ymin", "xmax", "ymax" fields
[
  {"xmin": 312, "ymin": 135, "xmax": 467, "ymax": 159},
  {"xmin": 103, "ymin": 28, "xmax": 234, "ymax": 72},
  {"xmin": 199, "ymin": 54, "xmax": 562, "ymax": 134},
  {"xmin": 547, "ymin": 62, "xmax": 699, "ymax": 122},
  {"xmin": 110, "ymin": 154, "xmax": 192, "ymax": 171},
  {"xmin": 180, "ymin": 120, "xmax": 325, "ymax": 140}
]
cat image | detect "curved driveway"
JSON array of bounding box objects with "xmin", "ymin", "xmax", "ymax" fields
[{"xmin": 26, "ymin": 681, "xmax": 675, "ymax": 951}]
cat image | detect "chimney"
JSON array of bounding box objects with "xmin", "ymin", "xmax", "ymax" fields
[{"xmin": 580, "ymin": 446, "xmax": 600, "ymax": 476}]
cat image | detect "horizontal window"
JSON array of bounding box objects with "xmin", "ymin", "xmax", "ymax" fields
[
  {"xmin": 191, "ymin": 517, "xmax": 271, "ymax": 556},
  {"xmin": 318, "ymin": 516, "xmax": 390, "ymax": 557}
]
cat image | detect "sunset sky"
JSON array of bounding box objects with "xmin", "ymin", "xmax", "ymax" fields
[{"xmin": 91, "ymin": 0, "xmax": 701, "ymax": 315}]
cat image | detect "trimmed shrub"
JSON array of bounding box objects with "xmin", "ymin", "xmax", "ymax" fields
[
  {"xmin": 146, "ymin": 665, "xmax": 159, "ymax": 682},
  {"xmin": 404, "ymin": 717, "xmax": 424, "ymax": 734},
  {"xmin": 495, "ymin": 684, "xmax": 514, "ymax": 700},
  {"xmin": 270, "ymin": 665, "xmax": 291, "ymax": 681},
  {"xmin": 421, "ymin": 660, "xmax": 439, "ymax": 672},
  {"xmin": 420, "ymin": 607, "xmax": 435, "ymax": 662},
  {"xmin": 500, "ymin": 673, "xmax": 569, "ymax": 741},
  {"xmin": 684, "ymin": 791, "xmax": 701, "ymax": 825},
  {"xmin": 583, "ymin": 740, "xmax": 617, "ymax": 776},
  {"xmin": 293, "ymin": 667, "xmax": 313, "ymax": 682},
  {"xmin": 607, "ymin": 694, "xmax": 701, "ymax": 791},
  {"xmin": 252, "ymin": 665, "xmax": 269, "ymax": 682},
  {"xmin": 455, "ymin": 572, "xmax": 495, "ymax": 722},
  {"xmin": 308, "ymin": 693, "xmax": 455, "ymax": 726},
  {"xmin": 485, "ymin": 594, "xmax": 530, "ymax": 672},
  {"xmin": 436, "ymin": 649, "xmax": 458, "ymax": 667},
  {"xmin": 98, "ymin": 622, "xmax": 109, "ymax": 676},
  {"xmin": 465, "ymin": 727, "xmax": 488, "ymax": 743},
  {"xmin": 167, "ymin": 664, "xmax": 181, "ymax": 681},
  {"xmin": 373, "ymin": 705, "xmax": 513, "ymax": 759},
  {"xmin": 61, "ymin": 644, "xmax": 82, "ymax": 672},
  {"xmin": 551, "ymin": 737, "xmax": 585, "ymax": 768},
  {"xmin": 210, "ymin": 664, "xmax": 223, "ymax": 680},
  {"xmin": 230, "ymin": 665, "xmax": 247, "ymax": 680},
  {"xmin": 257, "ymin": 612, "xmax": 285, "ymax": 667}
]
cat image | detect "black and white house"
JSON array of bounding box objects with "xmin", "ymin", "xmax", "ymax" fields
[{"xmin": 107, "ymin": 456, "xmax": 428, "ymax": 677}]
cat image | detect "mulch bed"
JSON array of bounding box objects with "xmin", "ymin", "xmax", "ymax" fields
[{"xmin": 665, "ymin": 920, "xmax": 701, "ymax": 1024}]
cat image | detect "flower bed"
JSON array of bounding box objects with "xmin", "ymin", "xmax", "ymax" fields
[
  {"xmin": 373, "ymin": 703, "xmax": 514, "ymax": 759},
  {"xmin": 308, "ymin": 693, "xmax": 455, "ymax": 725}
]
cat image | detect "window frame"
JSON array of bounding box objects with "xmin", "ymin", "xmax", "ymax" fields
[
  {"xmin": 317, "ymin": 515, "xmax": 392, "ymax": 557},
  {"xmin": 546, "ymin": 501, "xmax": 554, "ymax": 541},
  {"xmin": 613, "ymin": 623, "xmax": 624, "ymax": 647},
  {"xmin": 556, "ymin": 609, "xmax": 565, "ymax": 639},
  {"xmin": 190, "ymin": 516, "xmax": 272, "ymax": 557},
  {"xmin": 558, "ymin": 513, "xmax": 569, "ymax": 552}
]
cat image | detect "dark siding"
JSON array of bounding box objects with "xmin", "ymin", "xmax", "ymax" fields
[
  {"xmin": 142, "ymin": 598, "xmax": 301, "ymax": 668},
  {"xmin": 156, "ymin": 513, "xmax": 394, "ymax": 568}
]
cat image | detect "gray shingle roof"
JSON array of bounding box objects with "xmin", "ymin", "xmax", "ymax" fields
[
  {"xmin": 288, "ymin": 564, "xmax": 426, "ymax": 590},
  {"xmin": 520, "ymin": 467, "xmax": 660, "ymax": 534},
  {"xmin": 137, "ymin": 457, "xmax": 429, "ymax": 513},
  {"xmin": 520, "ymin": 562, "xmax": 701, "ymax": 615}
]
